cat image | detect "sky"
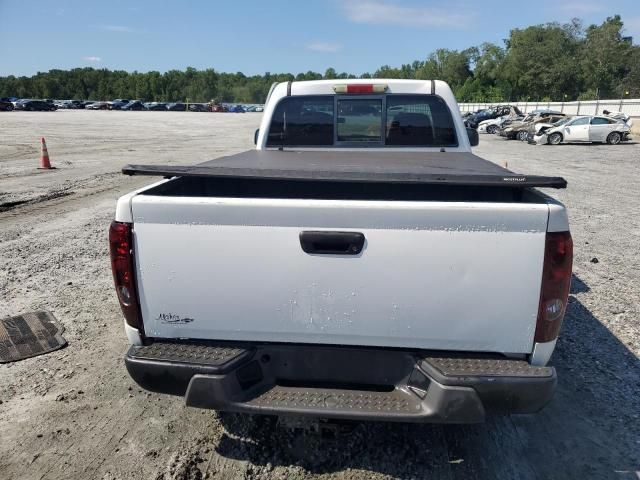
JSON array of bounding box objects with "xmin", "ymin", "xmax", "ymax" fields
[{"xmin": 1, "ymin": 0, "xmax": 640, "ymax": 77}]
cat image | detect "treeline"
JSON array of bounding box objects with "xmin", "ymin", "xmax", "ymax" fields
[{"xmin": 1, "ymin": 16, "xmax": 638, "ymax": 103}]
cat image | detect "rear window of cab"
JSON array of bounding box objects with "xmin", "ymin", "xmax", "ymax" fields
[{"xmin": 266, "ymin": 94, "xmax": 458, "ymax": 147}]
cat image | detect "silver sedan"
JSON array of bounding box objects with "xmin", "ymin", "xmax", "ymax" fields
[{"xmin": 533, "ymin": 115, "xmax": 631, "ymax": 145}]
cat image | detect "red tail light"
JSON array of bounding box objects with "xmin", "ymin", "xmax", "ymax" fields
[
  {"xmin": 109, "ymin": 221, "xmax": 143, "ymax": 331},
  {"xmin": 535, "ymin": 231, "xmax": 573, "ymax": 342}
]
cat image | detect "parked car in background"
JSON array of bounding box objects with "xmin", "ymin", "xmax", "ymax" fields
[
  {"xmin": 109, "ymin": 99, "xmax": 131, "ymax": 110},
  {"xmin": 122, "ymin": 100, "xmax": 146, "ymax": 111},
  {"xmin": 532, "ymin": 115, "xmax": 631, "ymax": 145},
  {"xmin": 69, "ymin": 100, "xmax": 86, "ymax": 109},
  {"xmin": 143, "ymin": 102, "xmax": 167, "ymax": 111},
  {"xmin": 501, "ymin": 112, "xmax": 566, "ymax": 141},
  {"xmin": 0, "ymin": 98, "xmax": 14, "ymax": 111},
  {"xmin": 228, "ymin": 104, "xmax": 245, "ymax": 113},
  {"xmin": 14, "ymin": 99, "xmax": 57, "ymax": 111},
  {"xmin": 465, "ymin": 105, "xmax": 521, "ymax": 129},
  {"xmin": 209, "ymin": 103, "xmax": 226, "ymax": 112},
  {"xmin": 517, "ymin": 112, "xmax": 566, "ymax": 141},
  {"xmin": 55, "ymin": 100, "xmax": 84, "ymax": 109},
  {"xmin": 86, "ymin": 101, "xmax": 110, "ymax": 110},
  {"xmin": 188, "ymin": 103, "xmax": 208, "ymax": 112},
  {"xmin": 254, "ymin": 105, "xmax": 264, "ymax": 112},
  {"xmin": 166, "ymin": 102, "xmax": 186, "ymax": 111},
  {"xmin": 478, "ymin": 115, "xmax": 518, "ymax": 134}
]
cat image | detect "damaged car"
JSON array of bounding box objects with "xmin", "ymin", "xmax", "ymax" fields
[
  {"xmin": 478, "ymin": 112, "xmax": 524, "ymax": 134},
  {"xmin": 478, "ymin": 115, "xmax": 508, "ymax": 134},
  {"xmin": 531, "ymin": 115, "xmax": 631, "ymax": 145},
  {"xmin": 464, "ymin": 105, "xmax": 522, "ymax": 129},
  {"xmin": 501, "ymin": 111, "xmax": 566, "ymax": 141}
]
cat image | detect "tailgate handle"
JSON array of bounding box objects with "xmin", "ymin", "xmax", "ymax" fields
[{"xmin": 299, "ymin": 231, "xmax": 365, "ymax": 255}]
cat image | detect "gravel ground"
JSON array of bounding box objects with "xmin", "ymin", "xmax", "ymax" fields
[{"xmin": 0, "ymin": 110, "xmax": 639, "ymax": 480}]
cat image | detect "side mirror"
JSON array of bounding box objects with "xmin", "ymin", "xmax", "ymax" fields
[
  {"xmin": 467, "ymin": 127, "xmax": 479, "ymax": 147},
  {"xmin": 254, "ymin": 129, "xmax": 259, "ymax": 145}
]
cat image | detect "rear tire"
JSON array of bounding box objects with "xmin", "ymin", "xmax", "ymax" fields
[
  {"xmin": 486, "ymin": 125, "xmax": 498, "ymax": 134},
  {"xmin": 517, "ymin": 130, "xmax": 528, "ymax": 141},
  {"xmin": 606, "ymin": 132, "xmax": 621, "ymax": 145},
  {"xmin": 6, "ymin": 104, "xmax": 13, "ymax": 111},
  {"xmin": 548, "ymin": 132, "xmax": 563, "ymax": 145}
]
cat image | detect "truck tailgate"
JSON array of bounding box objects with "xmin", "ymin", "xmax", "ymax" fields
[{"xmin": 131, "ymin": 195, "xmax": 548, "ymax": 354}]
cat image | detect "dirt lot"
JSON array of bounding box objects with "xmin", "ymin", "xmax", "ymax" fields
[{"xmin": 1, "ymin": 110, "xmax": 639, "ymax": 480}]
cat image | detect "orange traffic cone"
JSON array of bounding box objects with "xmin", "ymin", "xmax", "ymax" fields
[{"xmin": 38, "ymin": 137, "xmax": 55, "ymax": 169}]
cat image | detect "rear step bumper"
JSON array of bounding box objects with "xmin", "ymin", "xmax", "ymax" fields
[{"xmin": 125, "ymin": 341, "xmax": 556, "ymax": 423}]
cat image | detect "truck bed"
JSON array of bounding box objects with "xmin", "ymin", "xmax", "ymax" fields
[{"xmin": 122, "ymin": 149, "xmax": 567, "ymax": 189}]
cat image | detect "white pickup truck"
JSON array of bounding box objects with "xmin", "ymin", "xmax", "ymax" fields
[{"xmin": 110, "ymin": 79, "xmax": 572, "ymax": 423}]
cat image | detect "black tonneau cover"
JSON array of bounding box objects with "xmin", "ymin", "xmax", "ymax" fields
[{"xmin": 122, "ymin": 150, "xmax": 567, "ymax": 189}]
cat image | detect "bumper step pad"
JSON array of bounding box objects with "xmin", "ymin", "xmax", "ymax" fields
[
  {"xmin": 247, "ymin": 386, "xmax": 417, "ymax": 414},
  {"xmin": 424, "ymin": 356, "xmax": 554, "ymax": 378},
  {"xmin": 128, "ymin": 341, "xmax": 249, "ymax": 367},
  {"xmin": 125, "ymin": 341, "xmax": 253, "ymax": 396}
]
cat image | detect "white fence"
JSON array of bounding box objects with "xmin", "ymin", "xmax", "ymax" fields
[{"xmin": 459, "ymin": 99, "xmax": 640, "ymax": 117}]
